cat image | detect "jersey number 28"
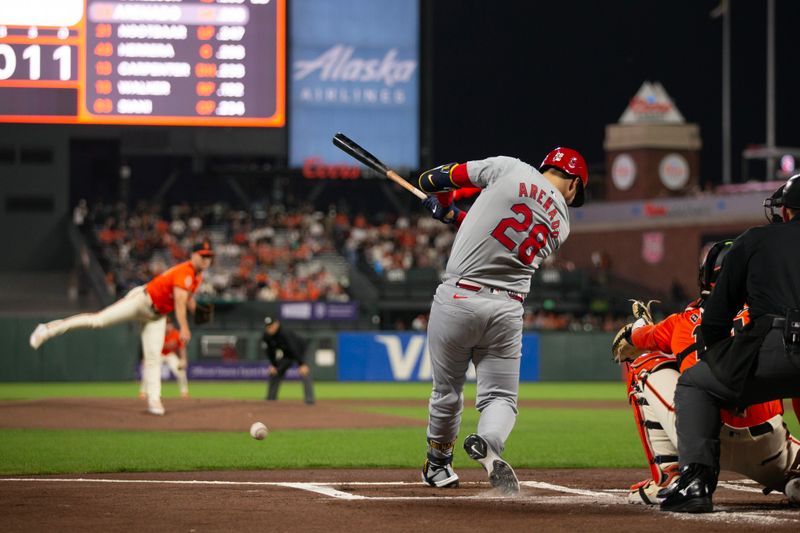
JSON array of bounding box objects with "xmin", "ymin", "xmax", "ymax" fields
[{"xmin": 490, "ymin": 203, "xmax": 550, "ymax": 265}]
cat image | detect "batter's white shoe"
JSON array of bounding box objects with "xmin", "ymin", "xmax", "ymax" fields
[
  {"xmin": 147, "ymin": 397, "xmax": 165, "ymax": 416},
  {"xmin": 29, "ymin": 324, "xmax": 49, "ymax": 349},
  {"xmin": 463, "ymin": 433, "xmax": 519, "ymax": 496},
  {"xmin": 422, "ymin": 458, "xmax": 459, "ymax": 488}
]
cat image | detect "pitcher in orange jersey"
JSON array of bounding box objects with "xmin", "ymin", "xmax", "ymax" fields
[{"xmin": 29, "ymin": 242, "xmax": 214, "ymax": 415}]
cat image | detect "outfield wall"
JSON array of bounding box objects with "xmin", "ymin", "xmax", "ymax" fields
[{"xmin": 1, "ymin": 317, "xmax": 619, "ymax": 382}]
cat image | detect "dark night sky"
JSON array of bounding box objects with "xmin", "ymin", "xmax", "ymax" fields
[{"xmin": 428, "ymin": 0, "xmax": 800, "ymax": 187}]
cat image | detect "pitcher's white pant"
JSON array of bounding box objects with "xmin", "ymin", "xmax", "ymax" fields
[
  {"xmin": 43, "ymin": 285, "xmax": 167, "ymax": 403},
  {"xmin": 139, "ymin": 353, "xmax": 188, "ymax": 395},
  {"xmin": 632, "ymin": 362, "xmax": 800, "ymax": 493}
]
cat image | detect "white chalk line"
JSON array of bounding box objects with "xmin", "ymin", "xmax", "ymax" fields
[
  {"xmin": 717, "ymin": 481, "xmax": 767, "ymax": 494},
  {"xmin": 0, "ymin": 478, "xmax": 616, "ymax": 501},
  {"xmin": 520, "ymin": 480, "xmax": 618, "ymax": 499},
  {"xmin": 2, "ymin": 477, "xmax": 798, "ymax": 524}
]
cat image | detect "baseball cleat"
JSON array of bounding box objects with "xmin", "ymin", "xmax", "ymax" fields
[
  {"xmin": 463, "ymin": 433, "xmax": 519, "ymax": 496},
  {"xmin": 785, "ymin": 477, "xmax": 800, "ymax": 505},
  {"xmin": 627, "ymin": 478, "xmax": 663, "ymax": 505},
  {"xmin": 422, "ymin": 458, "xmax": 459, "ymax": 488},
  {"xmin": 659, "ymin": 464, "xmax": 714, "ymax": 513},
  {"xmin": 147, "ymin": 397, "xmax": 165, "ymax": 416},
  {"xmin": 29, "ymin": 324, "xmax": 49, "ymax": 350}
]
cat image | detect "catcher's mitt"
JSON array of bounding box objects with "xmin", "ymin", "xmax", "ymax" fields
[
  {"xmin": 629, "ymin": 299, "xmax": 659, "ymax": 325},
  {"xmin": 194, "ymin": 303, "xmax": 214, "ymax": 325},
  {"xmin": 612, "ymin": 323, "xmax": 646, "ymax": 363}
]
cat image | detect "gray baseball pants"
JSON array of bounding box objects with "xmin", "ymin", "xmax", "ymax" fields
[{"xmin": 425, "ymin": 281, "xmax": 523, "ymax": 455}]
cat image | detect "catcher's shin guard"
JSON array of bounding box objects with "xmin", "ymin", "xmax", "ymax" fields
[{"xmin": 627, "ymin": 353, "xmax": 680, "ymax": 492}]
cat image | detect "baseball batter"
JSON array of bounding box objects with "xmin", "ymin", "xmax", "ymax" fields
[
  {"xmin": 614, "ymin": 241, "xmax": 800, "ymax": 504},
  {"xmin": 417, "ymin": 149, "xmax": 588, "ymax": 494},
  {"xmin": 29, "ymin": 241, "xmax": 214, "ymax": 415}
]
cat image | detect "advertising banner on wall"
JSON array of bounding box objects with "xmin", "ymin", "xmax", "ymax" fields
[
  {"xmin": 279, "ymin": 302, "xmax": 358, "ymax": 321},
  {"xmin": 289, "ymin": 0, "xmax": 419, "ymax": 170},
  {"xmin": 337, "ymin": 332, "xmax": 540, "ymax": 382}
]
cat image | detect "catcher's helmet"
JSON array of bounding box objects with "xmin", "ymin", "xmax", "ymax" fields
[
  {"xmin": 764, "ymin": 174, "xmax": 800, "ymax": 223},
  {"xmin": 540, "ymin": 147, "xmax": 588, "ymax": 207},
  {"xmin": 698, "ymin": 240, "xmax": 733, "ymax": 297}
]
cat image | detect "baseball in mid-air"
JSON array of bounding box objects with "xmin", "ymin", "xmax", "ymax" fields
[{"xmin": 250, "ymin": 422, "xmax": 268, "ymax": 440}]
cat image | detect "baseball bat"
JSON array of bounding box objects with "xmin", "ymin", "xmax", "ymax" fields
[{"xmin": 332, "ymin": 132, "xmax": 427, "ymax": 201}]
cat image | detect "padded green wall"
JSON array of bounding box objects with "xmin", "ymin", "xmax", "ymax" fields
[{"xmin": 1, "ymin": 318, "xmax": 621, "ymax": 382}]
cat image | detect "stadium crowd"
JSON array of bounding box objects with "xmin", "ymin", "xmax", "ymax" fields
[
  {"xmin": 78, "ymin": 201, "xmax": 631, "ymax": 331},
  {"xmin": 83, "ymin": 201, "xmax": 350, "ymax": 302}
]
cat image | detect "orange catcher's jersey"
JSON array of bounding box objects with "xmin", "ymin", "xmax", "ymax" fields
[
  {"xmin": 161, "ymin": 329, "xmax": 184, "ymax": 356},
  {"xmin": 146, "ymin": 261, "xmax": 202, "ymax": 314},
  {"xmin": 631, "ymin": 305, "xmax": 782, "ymax": 428}
]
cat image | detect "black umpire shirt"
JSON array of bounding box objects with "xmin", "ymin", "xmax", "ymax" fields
[
  {"xmin": 701, "ymin": 213, "xmax": 800, "ymax": 348},
  {"xmin": 261, "ymin": 326, "xmax": 308, "ymax": 367}
]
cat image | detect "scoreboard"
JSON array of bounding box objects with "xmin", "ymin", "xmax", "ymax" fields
[{"xmin": 0, "ymin": 0, "xmax": 285, "ymax": 127}]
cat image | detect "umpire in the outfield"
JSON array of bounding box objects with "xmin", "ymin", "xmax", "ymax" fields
[
  {"xmin": 261, "ymin": 317, "xmax": 315, "ymax": 404},
  {"xmin": 660, "ymin": 175, "xmax": 800, "ymax": 513}
]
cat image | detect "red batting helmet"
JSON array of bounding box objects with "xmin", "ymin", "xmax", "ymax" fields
[{"xmin": 540, "ymin": 147, "xmax": 588, "ymax": 207}]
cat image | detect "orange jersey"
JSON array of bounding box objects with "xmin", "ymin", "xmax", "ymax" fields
[
  {"xmin": 631, "ymin": 305, "xmax": 782, "ymax": 427},
  {"xmin": 161, "ymin": 329, "xmax": 184, "ymax": 356},
  {"xmin": 145, "ymin": 261, "xmax": 202, "ymax": 314},
  {"xmin": 631, "ymin": 306, "xmax": 702, "ymax": 373}
]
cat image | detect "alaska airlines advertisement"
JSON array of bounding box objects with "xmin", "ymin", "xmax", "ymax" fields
[{"xmin": 289, "ymin": 0, "xmax": 419, "ymax": 170}]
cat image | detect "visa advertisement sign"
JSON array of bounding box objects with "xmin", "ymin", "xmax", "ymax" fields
[
  {"xmin": 289, "ymin": 0, "xmax": 419, "ymax": 170},
  {"xmin": 337, "ymin": 333, "xmax": 540, "ymax": 382}
]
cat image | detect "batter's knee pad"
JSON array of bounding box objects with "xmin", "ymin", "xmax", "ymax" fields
[{"xmin": 628, "ymin": 353, "xmax": 680, "ymax": 486}]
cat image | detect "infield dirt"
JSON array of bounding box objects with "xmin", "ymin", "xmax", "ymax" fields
[{"xmin": 2, "ymin": 398, "xmax": 798, "ymax": 531}]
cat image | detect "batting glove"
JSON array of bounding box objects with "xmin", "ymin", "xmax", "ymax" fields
[{"xmin": 422, "ymin": 196, "xmax": 458, "ymax": 224}]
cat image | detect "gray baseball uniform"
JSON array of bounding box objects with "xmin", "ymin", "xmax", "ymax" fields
[{"xmin": 426, "ymin": 156, "xmax": 571, "ymax": 456}]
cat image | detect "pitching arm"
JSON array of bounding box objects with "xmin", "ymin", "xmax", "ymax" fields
[{"xmin": 173, "ymin": 287, "xmax": 192, "ymax": 344}]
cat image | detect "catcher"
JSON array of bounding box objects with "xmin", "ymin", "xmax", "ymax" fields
[{"xmin": 612, "ymin": 240, "xmax": 800, "ymax": 505}]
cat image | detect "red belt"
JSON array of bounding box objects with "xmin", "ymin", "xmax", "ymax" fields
[{"xmin": 455, "ymin": 280, "xmax": 525, "ymax": 303}]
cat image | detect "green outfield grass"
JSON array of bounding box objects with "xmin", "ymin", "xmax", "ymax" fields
[
  {"xmin": 0, "ymin": 381, "xmax": 625, "ymax": 401},
  {"xmin": 1, "ymin": 381, "xmax": 797, "ymax": 475}
]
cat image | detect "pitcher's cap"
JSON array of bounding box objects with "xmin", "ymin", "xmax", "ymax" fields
[{"xmin": 191, "ymin": 241, "xmax": 214, "ymax": 256}]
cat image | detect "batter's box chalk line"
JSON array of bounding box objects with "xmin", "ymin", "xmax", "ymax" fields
[{"xmin": 2, "ymin": 477, "xmax": 799, "ymax": 524}]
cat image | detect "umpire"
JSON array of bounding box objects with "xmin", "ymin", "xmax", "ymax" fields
[
  {"xmin": 261, "ymin": 317, "xmax": 315, "ymax": 405},
  {"xmin": 661, "ymin": 175, "xmax": 800, "ymax": 513}
]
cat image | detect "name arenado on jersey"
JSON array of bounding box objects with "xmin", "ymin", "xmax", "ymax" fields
[{"xmin": 518, "ymin": 181, "xmax": 563, "ymax": 238}]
